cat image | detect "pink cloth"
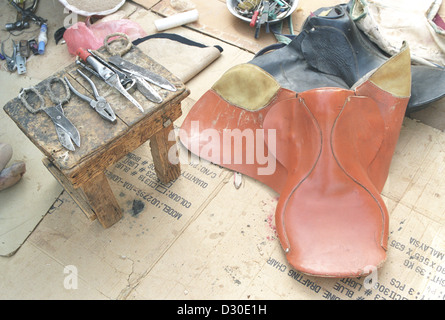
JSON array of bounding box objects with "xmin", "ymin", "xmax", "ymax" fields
[{"xmin": 63, "ymin": 19, "xmax": 147, "ymax": 55}]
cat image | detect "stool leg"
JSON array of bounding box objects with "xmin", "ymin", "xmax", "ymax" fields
[
  {"xmin": 150, "ymin": 122, "xmax": 181, "ymax": 184},
  {"xmin": 81, "ymin": 171, "xmax": 123, "ymax": 228}
]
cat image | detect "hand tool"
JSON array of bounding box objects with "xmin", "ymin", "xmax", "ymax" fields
[
  {"xmin": 85, "ymin": 49, "xmax": 136, "ymax": 90},
  {"xmin": 76, "ymin": 47, "xmax": 144, "ymax": 112},
  {"xmin": 255, "ymin": 0, "xmax": 270, "ymax": 39},
  {"xmin": 14, "ymin": 41, "xmax": 27, "ymax": 74},
  {"xmin": 108, "ymin": 55, "xmax": 177, "ymax": 92},
  {"xmin": 19, "ymin": 40, "xmax": 30, "ymax": 58},
  {"xmin": 85, "ymin": 50, "xmax": 164, "ymax": 104},
  {"xmin": 18, "ymin": 77, "xmax": 81, "ymax": 151},
  {"xmin": 104, "ymin": 34, "xmax": 176, "ymax": 103},
  {"xmin": 249, "ymin": 1, "xmax": 263, "ymax": 27},
  {"xmin": 1, "ymin": 40, "xmax": 17, "ymax": 72},
  {"xmin": 1, "ymin": 40, "xmax": 26, "ymax": 74},
  {"xmin": 64, "ymin": 70, "xmax": 117, "ymax": 123},
  {"xmin": 5, "ymin": 0, "xmax": 46, "ymax": 31}
]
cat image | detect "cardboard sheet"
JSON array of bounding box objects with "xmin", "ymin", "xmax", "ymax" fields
[
  {"xmin": 1, "ymin": 0, "xmax": 445, "ymax": 301},
  {"xmin": 0, "ymin": 0, "xmax": 73, "ymax": 256},
  {"xmin": 2, "ymin": 116, "xmax": 444, "ymax": 300}
]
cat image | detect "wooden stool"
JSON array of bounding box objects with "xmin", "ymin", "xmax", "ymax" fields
[{"xmin": 3, "ymin": 46, "xmax": 190, "ymax": 228}]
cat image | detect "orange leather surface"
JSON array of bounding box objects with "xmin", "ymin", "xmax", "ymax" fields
[
  {"xmin": 179, "ymin": 87, "xmax": 296, "ymax": 193},
  {"xmin": 179, "ymin": 45, "xmax": 411, "ymax": 278},
  {"xmin": 264, "ymin": 88, "xmax": 390, "ymax": 277}
]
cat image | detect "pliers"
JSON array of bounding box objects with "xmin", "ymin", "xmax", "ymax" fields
[
  {"xmin": 64, "ymin": 70, "xmax": 117, "ymax": 123},
  {"xmin": 1, "ymin": 40, "xmax": 17, "ymax": 72}
]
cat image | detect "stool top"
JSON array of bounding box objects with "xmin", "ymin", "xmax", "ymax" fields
[{"xmin": 4, "ymin": 46, "xmax": 189, "ymax": 178}]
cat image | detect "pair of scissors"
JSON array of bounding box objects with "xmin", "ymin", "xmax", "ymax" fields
[
  {"xmin": 18, "ymin": 77, "xmax": 81, "ymax": 151},
  {"xmin": 64, "ymin": 69, "xmax": 117, "ymax": 123}
]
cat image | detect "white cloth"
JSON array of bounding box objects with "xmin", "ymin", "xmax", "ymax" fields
[
  {"xmin": 350, "ymin": 0, "xmax": 445, "ymax": 66},
  {"xmin": 59, "ymin": 0, "xmax": 126, "ymax": 16}
]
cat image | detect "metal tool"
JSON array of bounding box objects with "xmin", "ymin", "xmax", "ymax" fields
[
  {"xmin": 19, "ymin": 40, "xmax": 30, "ymax": 58},
  {"xmin": 108, "ymin": 55, "xmax": 177, "ymax": 92},
  {"xmin": 249, "ymin": 0, "xmax": 263, "ymax": 27},
  {"xmin": 1, "ymin": 40, "xmax": 26, "ymax": 74},
  {"xmin": 18, "ymin": 77, "xmax": 81, "ymax": 151},
  {"xmin": 79, "ymin": 49, "xmax": 165, "ymax": 104},
  {"xmin": 132, "ymin": 75, "xmax": 163, "ymax": 104},
  {"xmin": 76, "ymin": 47, "xmax": 144, "ymax": 113},
  {"xmin": 88, "ymin": 50, "xmax": 164, "ymax": 104},
  {"xmin": 86, "ymin": 49, "xmax": 136, "ymax": 90},
  {"xmin": 5, "ymin": 0, "xmax": 47, "ymax": 31},
  {"xmin": 14, "ymin": 41, "xmax": 27, "ymax": 75},
  {"xmin": 64, "ymin": 70, "xmax": 117, "ymax": 123},
  {"xmin": 255, "ymin": 1, "xmax": 270, "ymax": 39},
  {"xmin": 106, "ymin": 57, "xmax": 163, "ymax": 104},
  {"xmin": 1, "ymin": 40, "xmax": 17, "ymax": 72},
  {"xmin": 103, "ymin": 33, "xmax": 176, "ymax": 103},
  {"xmin": 233, "ymin": 0, "xmax": 294, "ymax": 38}
]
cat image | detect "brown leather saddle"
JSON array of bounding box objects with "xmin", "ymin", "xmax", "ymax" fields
[{"xmin": 180, "ymin": 37, "xmax": 411, "ymax": 277}]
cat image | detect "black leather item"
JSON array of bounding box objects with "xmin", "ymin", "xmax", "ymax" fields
[
  {"xmin": 250, "ymin": 35, "xmax": 349, "ymax": 93},
  {"xmin": 250, "ymin": 4, "xmax": 445, "ymax": 113}
]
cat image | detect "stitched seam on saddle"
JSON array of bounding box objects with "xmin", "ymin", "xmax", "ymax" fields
[
  {"xmin": 366, "ymin": 78, "xmax": 410, "ymax": 99},
  {"xmin": 209, "ymin": 88, "xmax": 282, "ymax": 113},
  {"xmin": 353, "ymin": 89, "xmax": 388, "ymax": 176},
  {"xmin": 354, "ymin": 83, "xmax": 408, "ymax": 175},
  {"xmin": 330, "ymin": 98, "xmax": 387, "ymax": 249},
  {"xmin": 211, "ymin": 64, "xmax": 281, "ymax": 111},
  {"xmin": 368, "ymin": 43, "xmax": 411, "ymax": 98},
  {"xmin": 281, "ymin": 97, "xmax": 323, "ymax": 252}
]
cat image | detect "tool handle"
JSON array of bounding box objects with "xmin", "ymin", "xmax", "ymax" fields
[
  {"xmin": 64, "ymin": 76, "xmax": 93, "ymax": 104},
  {"xmin": 77, "ymin": 69, "xmax": 100, "ymax": 99},
  {"xmin": 76, "ymin": 47, "xmax": 91, "ymax": 62},
  {"xmin": 76, "ymin": 48, "xmax": 115, "ymax": 81},
  {"xmin": 18, "ymin": 87, "xmax": 45, "ymax": 114},
  {"xmin": 250, "ymin": 10, "xmax": 259, "ymax": 27},
  {"xmin": 46, "ymin": 77, "xmax": 71, "ymax": 105}
]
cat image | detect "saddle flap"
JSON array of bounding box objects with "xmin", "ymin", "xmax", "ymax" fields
[{"xmin": 179, "ymin": 64, "xmax": 297, "ymax": 193}]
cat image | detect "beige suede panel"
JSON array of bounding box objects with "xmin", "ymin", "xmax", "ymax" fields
[
  {"xmin": 369, "ymin": 43, "xmax": 412, "ymax": 98},
  {"xmin": 212, "ymin": 64, "xmax": 281, "ymax": 110}
]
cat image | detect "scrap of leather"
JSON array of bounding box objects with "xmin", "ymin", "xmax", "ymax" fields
[{"xmin": 180, "ymin": 40, "xmax": 411, "ymax": 277}]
